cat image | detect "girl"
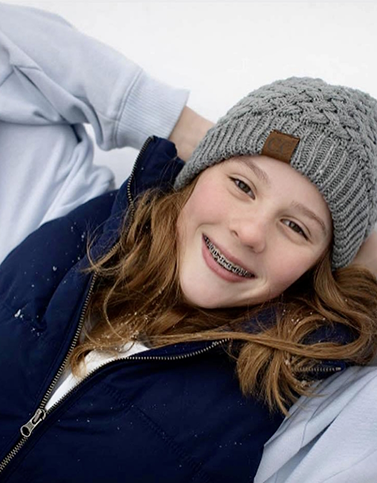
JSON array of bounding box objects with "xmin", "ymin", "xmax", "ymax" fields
[{"xmin": 1, "ymin": 5, "xmax": 377, "ymax": 483}]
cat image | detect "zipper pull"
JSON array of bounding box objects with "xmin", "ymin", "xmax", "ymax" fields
[{"xmin": 20, "ymin": 408, "xmax": 46, "ymax": 438}]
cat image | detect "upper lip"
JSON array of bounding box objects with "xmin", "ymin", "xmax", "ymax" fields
[{"xmin": 204, "ymin": 235, "xmax": 256, "ymax": 276}]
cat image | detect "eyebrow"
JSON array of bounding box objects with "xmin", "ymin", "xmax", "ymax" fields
[
  {"xmin": 236, "ymin": 156, "xmax": 328, "ymax": 237},
  {"xmin": 290, "ymin": 201, "xmax": 328, "ymax": 237},
  {"xmin": 237, "ymin": 157, "xmax": 271, "ymax": 186}
]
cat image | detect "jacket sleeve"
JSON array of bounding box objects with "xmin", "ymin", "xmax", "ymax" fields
[{"xmin": 0, "ymin": 2, "xmax": 189, "ymax": 150}]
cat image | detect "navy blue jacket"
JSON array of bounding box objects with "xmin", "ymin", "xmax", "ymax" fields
[{"xmin": 0, "ymin": 137, "xmax": 341, "ymax": 482}]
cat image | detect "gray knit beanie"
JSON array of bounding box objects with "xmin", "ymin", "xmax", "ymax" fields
[{"xmin": 175, "ymin": 77, "xmax": 377, "ymax": 269}]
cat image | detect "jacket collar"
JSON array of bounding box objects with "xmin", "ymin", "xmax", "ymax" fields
[{"xmin": 92, "ymin": 136, "xmax": 185, "ymax": 257}]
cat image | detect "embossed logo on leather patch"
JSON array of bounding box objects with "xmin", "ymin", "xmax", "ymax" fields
[{"xmin": 261, "ymin": 130, "xmax": 300, "ymax": 163}]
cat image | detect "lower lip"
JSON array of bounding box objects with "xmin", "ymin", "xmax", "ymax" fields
[{"xmin": 201, "ymin": 236, "xmax": 253, "ymax": 283}]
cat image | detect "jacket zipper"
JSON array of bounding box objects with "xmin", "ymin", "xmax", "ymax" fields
[
  {"xmin": 0, "ymin": 272, "xmax": 98, "ymax": 475},
  {"xmin": 0, "ymin": 338, "xmax": 229, "ymax": 475},
  {"xmin": 0, "ymin": 339, "xmax": 342, "ymax": 474},
  {"xmin": 0, "ymin": 136, "xmax": 156, "ymax": 475}
]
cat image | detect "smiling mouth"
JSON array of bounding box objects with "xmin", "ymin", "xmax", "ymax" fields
[{"xmin": 203, "ymin": 235, "xmax": 254, "ymax": 279}]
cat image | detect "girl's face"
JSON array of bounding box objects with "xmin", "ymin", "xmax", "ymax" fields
[{"xmin": 177, "ymin": 155, "xmax": 332, "ymax": 309}]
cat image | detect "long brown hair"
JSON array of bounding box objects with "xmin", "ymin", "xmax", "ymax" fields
[{"xmin": 70, "ymin": 184, "xmax": 377, "ymax": 414}]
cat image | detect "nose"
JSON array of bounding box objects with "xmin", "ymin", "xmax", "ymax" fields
[{"xmin": 230, "ymin": 215, "xmax": 267, "ymax": 253}]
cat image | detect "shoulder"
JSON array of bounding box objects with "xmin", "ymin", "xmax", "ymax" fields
[{"xmin": 0, "ymin": 191, "xmax": 117, "ymax": 311}]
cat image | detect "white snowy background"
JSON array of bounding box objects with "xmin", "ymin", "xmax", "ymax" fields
[{"xmin": 5, "ymin": 0, "xmax": 377, "ymax": 187}]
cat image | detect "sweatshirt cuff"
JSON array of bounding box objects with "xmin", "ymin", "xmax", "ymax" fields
[{"xmin": 116, "ymin": 70, "xmax": 189, "ymax": 149}]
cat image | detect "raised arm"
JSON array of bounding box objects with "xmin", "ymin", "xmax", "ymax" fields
[
  {"xmin": 169, "ymin": 106, "xmax": 214, "ymax": 161},
  {"xmin": 0, "ymin": 3, "xmax": 213, "ymax": 263},
  {"xmin": 0, "ymin": 2, "xmax": 193, "ymax": 152}
]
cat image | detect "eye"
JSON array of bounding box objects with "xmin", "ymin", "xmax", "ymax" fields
[
  {"xmin": 282, "ymin": 219, "xmax": 308, "ymax": 239},
  {"xmin": 232, "ymin": 178, "xmax": 255, "ymax": 199}
]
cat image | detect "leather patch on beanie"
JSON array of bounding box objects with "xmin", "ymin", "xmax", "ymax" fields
[{"xmin": 261, "ymin": 130, "xmax": 300, "ymax": 163}]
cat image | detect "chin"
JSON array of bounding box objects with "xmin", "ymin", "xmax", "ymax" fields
[
  {"xmin": 182, "ymin": 292, "xmax": 223, "ymax": 309},
  {"xmin": 180, "ymin": 284, "xmax": 224, "ymax": 309},
  {"xmin": 181, "ymin": 286, "xmax": 244, "ymax": 309},
  {"xmin": 179, "ymin": 276, "xmax": 274, "ymax": 309}
]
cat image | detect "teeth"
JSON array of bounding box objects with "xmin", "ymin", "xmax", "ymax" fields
[{"xmin": 204, "ymin": 236, "xmax": 254, "ymax": 278}]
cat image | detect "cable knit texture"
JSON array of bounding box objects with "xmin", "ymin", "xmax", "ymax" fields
[{"xmin": 175, "ymin": 77, "xmax": 377, "ymax": 268}]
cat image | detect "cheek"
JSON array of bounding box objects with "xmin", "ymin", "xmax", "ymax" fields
[
  {"xmin": 176, "ymin": 193, "xmax": 203, "ymax": 256},
  {"xmin": 176, "ymin": 198, "xmax": 196, "ymax": 242},
  {"xmin": 179, "ymin": 183, "xmax": 224, "ymax": 228},
  {"xmin": 266, "ymin": 253, "xmax": 316, "ymax": 297}
]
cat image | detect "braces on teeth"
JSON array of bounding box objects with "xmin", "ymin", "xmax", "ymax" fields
[{"xmin": 204, "ymin": 236, "xmax": 254, "ymax": 278}]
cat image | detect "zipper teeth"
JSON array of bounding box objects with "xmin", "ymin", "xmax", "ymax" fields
[
  {"xmin": 0, "ymin": 439, "xmax": 27, "ymax": 474},
  {"xmin": 39, "ymin": 273, "xmax": 98, "ymax": 409},
  {"xmin": 296, "ymin": 364, "xmax": 343, "ymax": 373},
  {"xmin": 46, "ymin": 338, "xmax": 229, "ymax": 414},
  {"xmin": 126, "ymin": 135, "xmax": 155, "ymax": 218}
]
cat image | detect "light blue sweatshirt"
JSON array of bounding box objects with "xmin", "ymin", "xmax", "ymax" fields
[
  {"xmin": 255, "ymin": 365, "xmax": 377, "ymax": 483},
  {"xmin": 0, "ymin": 2, "xmax": 188, "ymax": 263}
]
